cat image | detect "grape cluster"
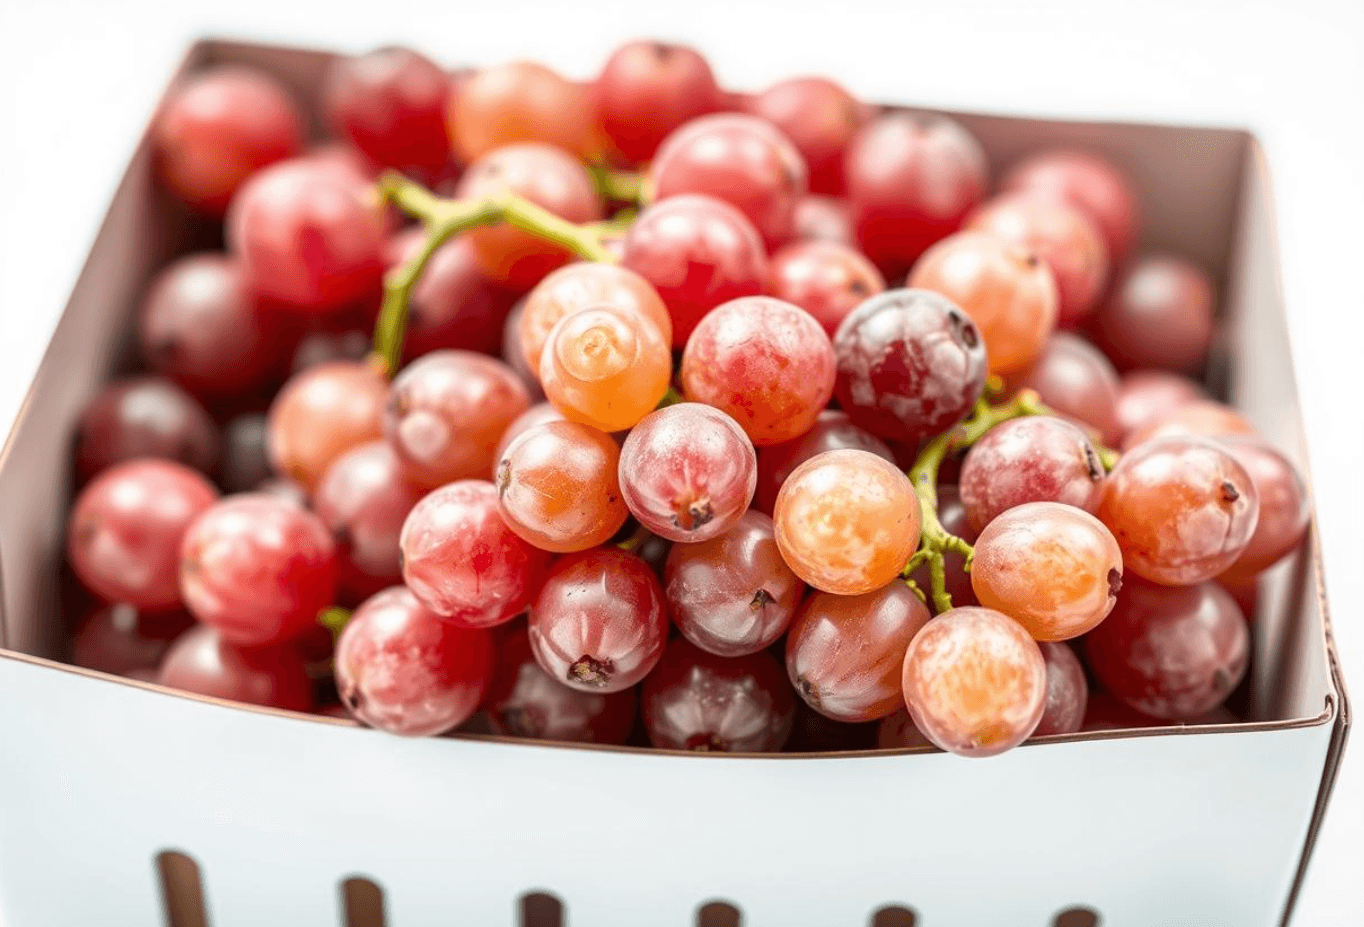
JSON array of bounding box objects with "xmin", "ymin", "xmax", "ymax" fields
[{"xmin": 63, "ymin": 40, "xmax": 1310, "ymax": 761}]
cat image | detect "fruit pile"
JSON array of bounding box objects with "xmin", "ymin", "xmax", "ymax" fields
[{"xmin": 62, "ymin": 42, "xmax": 1311, "ymax": 758}]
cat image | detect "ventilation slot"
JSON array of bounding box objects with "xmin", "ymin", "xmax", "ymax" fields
[
  {"xmin": 341, "ymin": 877, "xmax": 386, "ymax": 927},
  {"xmin": 696, "ymin": 900, "xmax": 742, "ymax": 927},
  {"xmin": 156, "ymin": 850, "xmax": 208, "ymax": 927},
  {"xmin": 1053, "ymin": 907, "xmax": 1101, "ymax": 927},
  {"xmin": 519, "ymin": 891, "xmax": 564, "ymax": 927},
  {"xmin": 871, "ymin": 905, "xmax": 919, "ymax": 926}
]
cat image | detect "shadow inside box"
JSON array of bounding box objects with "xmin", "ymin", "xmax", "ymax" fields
[{"xmin": 157, "ymin": 849, "xmax": 1103, "ymax": 927}]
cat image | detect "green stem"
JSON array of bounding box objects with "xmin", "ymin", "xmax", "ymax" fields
[
  {"xmin": 589, "ymin": 164, "xmax": 647, "ymax": 203},
  {"xmin": 318, "ymin": 607, "xmax": 354, "ymax": 641}
]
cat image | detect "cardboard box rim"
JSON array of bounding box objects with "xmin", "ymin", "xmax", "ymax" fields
[{"xmin": 0, "ymin": 36, "xmax": 1350, "ymax": 927}]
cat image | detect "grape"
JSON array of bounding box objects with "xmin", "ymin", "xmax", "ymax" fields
[
  {"xmin": 152, "ymin": 66, "xmax": 303, "ymax": 215},
  {"xmin": 832, "ymin": 288, "xmax": 988, "ymax": 445},
  {"xmin": 448, "ymin": 61, "xmax": 598, "ymax": 162},
  {"xmin": 495, "ymin": 420, "xmax": 628, "ymax": 552},
  {"xmin": 620, "ymin": 194, "xmax": 767, "ymax": 347},
  {"xmin": 400, "ymin": 480, "xmax": 551, "ymax": 627},
  {"xmin": 266, "ymin": 361, "xmax": 388, "ymax": 490},
  {"xmin": 540, "ymin": 306, "xmax": 671, "ymax": 433},
  {"xmin": 456, "ymin": 143, "xmax": 603, "ymax": 290},
  {"xmin": 71, "ymin": 603, "xmax": 193, "ymax": 680},
  {"xmin": 291, "ymin": 327, "xmax": 372, "ymax": 374},
  {"xmin": 335, "ymin": 586, "xmax": 493, "ymax": 736},
  {"xmin": 907, "ymin": 231, "xmax": 1058, "ymax": 375},
  {"xmin": 1218, "ymin": 437, "xmax": 1311, "ymax": 578},
  {"xmin": 138, "ymin": 253, "xmax": 285, "ymax": 401},
  {"xmin": 157, "ymin": 625, "xmax": 314, "ymax": 711},
  {"xmin": 746, "ymin": 77, "xmax": 870, "ymax": 195},
  {"xmin": 314, "ymin": 441, "xmax": 425, "ymax": 602},
  {"xmin": 595, "ymin": 40, "xmax": 721, "ymax": 165},
  {"xmin": 773, "ymin": 449, "xmax": 920, "ymax": 595},
  {"xmin": 766, "ymin": 240, "xmax": 886, "ymax": 337},
  {"xmin": 385, "ymin": 230, "xmax": 515, "ymax": 359},
  {"xmin": 877, "ymin": 708, "xmax": 935, "ymax": 750},
  {"xmin": 618, "ymin": 403, "xmax": 756, "ymax": 543},
  {"xmin": 1008, "ymin": 332, "xmax": 1122, "ymax": 446},
  {"xmin": 528, "ymin": 547, "xmax": 668, "ymax": 693},
  {"xmin": 75, "ymin": 377, "xmax": 219, "ymax": 480},
  {"xmin": 1002, "ymin": 149, "xmax": 1140, "ymax": 262},
  {"xmin": 519, "ymin": 262, "xmax": 672, "ymax": 380},
  {"xmin": 1122, "ymin": 399, "xmax": 1256, "ymax": 451},
  {"xmin": 483, "ymin": 622, "xmax": 636, "ymax": 744},
  {"xmin": 1098, "ymin": 437, "xmax": 1259, "ymax": 585},
  {"xmin": 501, "ymin": 298, "xmax": 545, "ymax": 400},
  {"xmin": 1082, "ymin": 691, "xmax": 1163, "ymax": 731},
  {"xmin": 968, "ymin": 193, "xmax": 1110, "ymax": 327},
  {"xmin": 754, "ymin": 410, "xmax": 895, "ymax": 515},
  {"xmin": 227, "ymin": 157, "xmax": 388, "ymax": 312},
  {"xmin": 1114, "ymin": 370, "xmax": 1209, "ymax": 442},
  {"xmin": 494, "ymin": 402, "xmax": 565, "ymax": 463},
  {"xmin": 906, "ymin": 484, "xmax": 979, "ymax": 611},
  {"xmin": 1091, "ymin": 255, "xmax": 1216, "ymax": 373},
  {"xmin": 179, "ymin": 494, "xmax": 338, "ymax": 646},
  {"xmin": 792, "ymin": 194, "xmax": 856, "ymax": 245},
  {"xmin": 321, "ymin": 46, "xmax": 452, "ymax": 179},
  {"xmin": 787, "ymin": 580, "xmax": 930, "ymax": 722},
  {"xmin": 845, "ymin": 113, "xmax": 989, "ymax": 278},
  {"xmin": 1218, "ymin": 572, "xmax": 1260, "ymax": 623},
  {"xmin": 785, "ymin": 705, "xmax": 878, "ymax": 752},
  {"xmin": 970, "ymin": 502, "xmax": 1123, "ymax": 641},
  {"xmin": 1033, "ymin": 642, "xmax": 1088, "ymax": 736},
  {"xmin": 664, "ymin": 510, "xmax": 803, "ymax": 656},
  {"xmin": 901, "ymin": 606, "xmax": 1047, "ymax": 757},
  {"xmin": 215, "ymin": 414, "xmax": 271, "ymax": 493},
  {"xmin": 959, "ymin": 416, "xmax": 1106, "ymax": 533},
  {"xmin": 641, "ymin": 638, "xmax": 795, "ymax": 752},
  {"xmin": 383, "ymin": 350, "xmax": 531, "ymax": 490},
  {"xmin": 1085, "ymin": 576, "xmax": 1248, "ymax": 719},
  {"xmin": 649, "ymin": 113, "xmax": 808, "ymax": 246},
  {"xmin": 258, "ymin": 478, "xmax": 310, "ymax": 508},
  {"xmin": 681, "ymin": 296, "xmax": 836, "ymax": 446},
  {"xmin": 68, "ymin": 460, "xmax": 218, "ymax": 612}
]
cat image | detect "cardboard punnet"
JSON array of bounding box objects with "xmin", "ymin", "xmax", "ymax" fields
[{"xmin": 0, "ymin": 39, "xmax": 1349, "ymax": 927}]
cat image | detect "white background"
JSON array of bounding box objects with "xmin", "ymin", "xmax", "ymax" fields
[{"xmin": 0, "ymin": 0, "xmax": 1359, "ymax": 923}]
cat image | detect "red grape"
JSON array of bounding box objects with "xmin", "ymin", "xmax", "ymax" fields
[
  {"xmin": 385, "ymin": 230, "xmax": 515, "ymax": 359},
  {"xmin": 664, "ymin": 510, "xmax": 803, "ymax": 657},
  {"xmin": 681, "ymin": 296, "xmax": 836, "ymax": 446},
  {"xmin": 1008, "ymin": 332, "xmax": 1122, "ymax": 446},
  {"xmin": 766, "ymin": 240, "xmax": 886, "ymax": 337},
  {"xmin": 322, "ymin": 47, "xmax": 452, "ymax": 179},
  {"xmin": 845, "ymin": 112, "xmax": 989, "ymax": 278},
  {"xmin": 267, "ymin": 360, "xmax": 388, "ymax": 491},
  {"xmin": 1091, "ymin": 255, "xmax": 1216, "ymax": 373},
  {"xmin": 540, "ymin": 305, "xmax": 671, "ymax": 432},
  {"xmin": 72, "ymin": 603, "xmax": 193, "ymax": 680},
  {"xmin": 747, "ymin": 77, "xmax": 870, "ymax": 194},
  {"xmin": 501, "ymin": 298, "xmax": 545, "ymax": 400},
  {"xmin": 1114, "ymin": 370, "xmax": 1208, "ymax": 443},
  {"xmin": 227, "ymin": 157, "xmax": 387, "ymax": 312},
  {"xmin": 901, "ymin": 606, "xmax": 1046, "ymax": 757},
  {"xmin": 1002, "ymin": 149, "xmax": 1140, "ymax": 262},
  {"xmin": 907, "ymin": 230, "xmax": 1058, "ymax": 375},
  {"xmin": 1033, "ymin": 642, "xmax": 1088, "ymax": 736},
  {"xmin": 620, "ymin": 194, "xmax": 767, "ymax": 347},
  {"xmin": 75, "ymin": 377, "xmax": 219, "ymax": 480},
  {"xmin": 448, "ymin": 61, "xmax": 598, "ymax": 162},
  {"xmin": 383, "ymin": 350, "xmax": 531, "ymax": 490},
  {"xmin": 179, "ymin": 493, "xmax": 337, "ymax": 646},
  {"xmin": 773, "ymin": 449, "xmax": 920, "ymax": 595},
  {"xmin": 791, "ymin": 194, "xmax": 855, "ymax": 245},
  {"xmin": 618, "ymin": 403, "xmax": 757, "ymax": 543},
  {"xmin": 787, "ymin": 580, "xmax": 931, "ymax": 722},
  {"xmin": 877, "ymin": 707, "xmax": 935, "ymax": 750},
  {"xmin": 650, "ymin": 113, "xmax": 808, "ymax": 246},
  {"xmin": 527, "ymin": 547, "xmax": 668, "ymax": 693},
  {"xmin": 157, "ymin": 625, "xmax": 314, "ymax": 711},
  {"xmin": 959, "ymin": 416, "xmax": 1106, "ymax": 534},
  {"xmin": 595, "ymin": 41, "xmax": 721, "ymax": 165},
  {"xmin": 832, "ymin": 288, "xmax": 988, "ymax": 445},
  {"xmin": 1218, "ymin": 437, "xmax": 1311, "ymax": 578},
  {"xmin": 400, "ymin": 480, "xmax": 551, "ymax": 627},
  {"xmin": 641, "ymin": 637, "xmax": 795, "ymax": 752},
  {"xmin": 152, "ymin": 66, "xmax": 303, "ymax": 216},
  {"xmin": 68, "ymin": 460, "xmax": 218, "ymax": 612},
  {"xmin": 1122, "ymin": 399, "xmax": 1256, "ymax": 451},
  {"xmin": 336, "ymin": 586, "xmax": 493, "ymax": 735},
  {"xmin": 754, "ymin": 410, "xmax": 894, "ymax": 515},
  {"xmin": 1098, "ymin": 437, "xmax": 1259, "ymax": 585},
  {"xmin": 1085, "ymin": 577, "xmax": 1248, "ymax": 720}
]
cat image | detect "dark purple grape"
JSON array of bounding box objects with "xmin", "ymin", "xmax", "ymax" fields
[
  {"xmin": 1032, "ymin": 642, "xmax": 1088, "ymax": 736},
  {"xmin": 75, "ymin": 377, "xmax": 220, "ymax": 480},
  {"xmin": 218, "ymin": 413, "xmax": 272, "ymax": 493}
]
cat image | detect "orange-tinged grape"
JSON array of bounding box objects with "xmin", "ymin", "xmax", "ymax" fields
[
  {"xmin": 907, "ymin": 230, "xmax": 1058, "ymax": 375},
  {"xmin": 970, "ymin": 502, "xmax": 1123, "ymax": 641},
  {"xmin": 1114, "ymin": 370, "xmax": 1209, "ymax": 443},
  {"xmin": 773, "ymin": 449, "xmax": 920, "ymax": 595},
  {"xmin": 519, "ymin": 263, "xmax": 671, "ymax": 380},
  {"xmin": 1121, "ymin": 399, "xmax": 1257, "ymax": 451},
  {"xmin": 494, "ymin": 420, "xmax": 628, "ymax": 553},
  {"xmin": 901, "ymin": 606, "xmax": 1046, "ymax": 757},
  {"xmin": 448, "ymin": 61, "xmax": 599, "ymax": 162},
  {"xmin": 540, "ymin": 306, "xmax": 670, "ymax": 432},
  {"xmin": 266, "ymin": 361, "xmax": 387, "ymax": 491}
]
